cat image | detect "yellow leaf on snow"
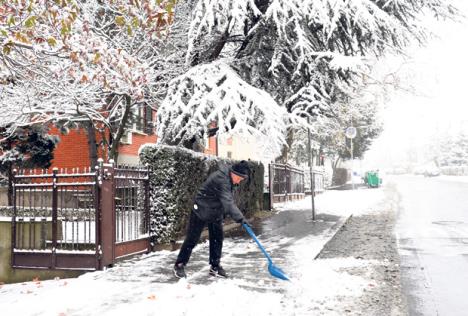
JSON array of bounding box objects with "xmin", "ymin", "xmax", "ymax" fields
[
  {"xmin": 93, "ymin": 53, "xmax": 101, "ymax": 64},
  {"xmin": 47, "ymin": 36, "xmax": 57, "ymax": 47},
  {"xmin": 115, "ymin": 16, "xmax": 126, "ymax": 27}
]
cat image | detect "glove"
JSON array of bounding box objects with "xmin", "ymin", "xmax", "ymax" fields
[{"xmin": 237, "ymin": 217, "xmax": 251, "ymax": 227}]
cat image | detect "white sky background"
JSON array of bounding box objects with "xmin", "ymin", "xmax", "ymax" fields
[{"xmin": 364, "ymin": 0, "xmax": 468, "ymax": 169}]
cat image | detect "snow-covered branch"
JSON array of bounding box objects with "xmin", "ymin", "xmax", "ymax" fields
[{"xmin": 157, "ymin": 61, "xmax": 287, "ymax": 154}]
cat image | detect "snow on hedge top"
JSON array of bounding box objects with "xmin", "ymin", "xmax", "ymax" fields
[{"xmin": 139, "ymin": 143, "xmax": 219, "ymax": 162}]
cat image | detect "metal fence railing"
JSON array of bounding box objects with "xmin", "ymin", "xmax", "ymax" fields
[
  {"xmin": 10, "ymin": 161, "xmax": 150, "ymax": 270},
  {"xmin": 267, "ymin": 163, "xmax": 325, "ymax": 208},
  {"xmin": 268, "ymin": 163, "xmax": 305, "ymax": 205}
]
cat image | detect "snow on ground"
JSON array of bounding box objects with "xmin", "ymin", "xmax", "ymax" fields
[
  {"xmin": 275, "ymin": 187, "xmax": 385, "ymax": 217},
  {"xmin": 0, "ymin": 188, "xmax": 388, "ymax": 316},
  {"xmin": 438, "ymin": 175, "xmax": 468, "ymax": 183}
]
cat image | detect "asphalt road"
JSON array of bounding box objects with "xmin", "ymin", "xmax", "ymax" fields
[{"xmin": 393, "ymin": 175, "xmax": 468, "ymax": 316}]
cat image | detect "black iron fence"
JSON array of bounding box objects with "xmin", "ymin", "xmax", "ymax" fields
[
  {"xmin": 267, "ymin": 163, "xmax": 325, "ymax": 207},
  {"xmin": 10, "ymin": 161, "xmax": 150, "ymax": 271},
  {"xmin": 268, "ymin": 163, "xmax": 305, "ymax": 204}
]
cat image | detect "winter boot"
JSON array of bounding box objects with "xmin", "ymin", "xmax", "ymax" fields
[
  {"xmin": 209, "ymin": 265, "xmax": 228, "ymax": 278},
  {"xmin": 173, "ymin": 263, "xmax": 187, "ymax": 278}
]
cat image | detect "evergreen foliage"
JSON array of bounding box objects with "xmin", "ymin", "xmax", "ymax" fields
[
  {"xmin": 0, "ymin": 125, "xmax": 58, "ymax": 175},
  {"xmin": 156, "ymin": 0, "xmax": 458, "ymax": 159}
]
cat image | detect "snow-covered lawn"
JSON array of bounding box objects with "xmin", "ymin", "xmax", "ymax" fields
[{"xmin": 0, "ymin": 188, "xmax": 388, "ymax": 316}]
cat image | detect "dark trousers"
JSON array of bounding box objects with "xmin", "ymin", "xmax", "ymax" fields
[{"xmin": 175, "ymin": 211, "xmax": 224, "ymax": 267}]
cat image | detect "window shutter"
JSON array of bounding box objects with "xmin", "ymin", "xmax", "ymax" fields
[{"xmin": 144, "ymin": 105, "xmax": 153, "ymax": 134}]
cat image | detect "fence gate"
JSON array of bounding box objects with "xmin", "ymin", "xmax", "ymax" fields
[
  {"xmin": 10, "ymin": 161, "xmax": 150, "ymax": 271},
  {"xmin": 113, "ymin": 166, "xmax": 151, "ymax": 261}
]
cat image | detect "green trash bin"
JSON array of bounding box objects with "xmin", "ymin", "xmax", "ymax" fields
[{"xmin": 366, "ymin": 171, "xmax": 381, "ymax": 188}]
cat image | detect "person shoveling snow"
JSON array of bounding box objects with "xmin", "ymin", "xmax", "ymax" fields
[
  {"xmin": 173, "ymin": 161, "xmax": 252, "ymax": 279},
  {"xmin": 173, "ymin": 161, "xmax": 288, "ymax": 281}
]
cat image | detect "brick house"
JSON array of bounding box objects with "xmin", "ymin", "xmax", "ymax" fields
[{"xmin": 48, "ymin": 107, "xmax": 218, "ymax": 169}]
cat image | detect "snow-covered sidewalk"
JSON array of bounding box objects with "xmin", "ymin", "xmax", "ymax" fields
[{"xmin": 0, "ymin": 188, "xmax": 387, "ymax": 316}]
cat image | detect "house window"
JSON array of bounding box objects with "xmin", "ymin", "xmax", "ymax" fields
[
  {"xmin": 134, "ymin": 106, "xmax": 145, "ymax": 132},
  {"xmin": 132, "ymin": 104, "xmax": 154, "ymax": 134},
  {"xmin": 227, "ymin": 151, "xmax": 232, "ymax": 158}
]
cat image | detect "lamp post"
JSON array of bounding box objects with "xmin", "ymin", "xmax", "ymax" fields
[
  {"xmin": 345, "ymin": 126, "xmax": 357, "ymax": 190},
  {"xmin": 307, "ymin": 118, "xmax": 316, "ymax": 220}
]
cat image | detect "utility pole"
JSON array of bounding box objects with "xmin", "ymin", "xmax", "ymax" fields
[
  {"xmin": 307, "ymin": 118, "xmax": 316, "ymax": 220},
  {"xmin": 345, "ymin": 126, "xmax": 357, "ymax": 190}
]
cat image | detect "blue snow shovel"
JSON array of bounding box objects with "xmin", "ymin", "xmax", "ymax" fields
[{"xmin": 242, "ymin": 223, "xmax": 289, "ymax": 281}]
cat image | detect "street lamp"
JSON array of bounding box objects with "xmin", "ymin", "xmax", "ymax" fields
[
  {"xmin": 307, "ymin": 118, "xmax": 318, "ymax": 220},
  {"xmin": 345, "ymin": 126, "xmax": 357, "ymax": 190}
]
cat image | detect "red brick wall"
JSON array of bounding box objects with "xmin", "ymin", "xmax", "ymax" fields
[
  {"xmin": 204, "ymin": 136, "xmax": 217, "ymax": 156},
  {"xmin": 49, "ymin": 127, "xmax": 156, "ymax": 170},
  {"xmin": 119, "ymin": 133, "xmax": 157, "ymax": 155},
  {"xmin": 48, "ymin": 112, "xmax": 215, "ymax": 169},
  {"xmin": 49, "ymin": 127, "xmax": 92, "ymax": 170}
]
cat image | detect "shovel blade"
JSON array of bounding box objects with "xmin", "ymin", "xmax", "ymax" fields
[{"xmin": 268, "ymin": 263, "xmax": 289, "ymax": 281}]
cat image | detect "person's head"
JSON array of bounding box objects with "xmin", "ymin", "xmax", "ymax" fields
[{"xmin": 230, "ymin": 160, "xmax": 250, "ymax": 185}]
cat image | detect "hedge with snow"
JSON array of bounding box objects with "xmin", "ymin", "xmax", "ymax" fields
[{"xmin": 140, "ymin": 144, "xmax": 264, "ymax": 244}]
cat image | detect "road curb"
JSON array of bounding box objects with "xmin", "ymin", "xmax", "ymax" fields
[{"xmin": 313, "ymin": 214, "xmax": 354, "ymax": 259}]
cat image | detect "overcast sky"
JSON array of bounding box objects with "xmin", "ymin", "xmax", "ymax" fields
[{"xmin": 364, "ymin": 1, "xmax": 468, "ymax": 169}]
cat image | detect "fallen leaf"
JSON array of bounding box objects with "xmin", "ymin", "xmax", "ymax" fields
[
  {"xmin": 32, "ymin": 277, "xmax": 40, "ymax": 282},
  {"xmin": 147, "ymin": 294, "xmax": 157, "ymax": 300},
  {"xmin": 186, "ymin": 284, "xmax": 191, "ymax": 289},
  {"xmin": 60, "ymin": 281, "xmax": 68, "ymax": 287}
]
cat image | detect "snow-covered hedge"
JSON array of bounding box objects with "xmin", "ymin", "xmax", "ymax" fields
[{"xmin": 140, "ymin": 144, "xmax": 264, "ymax": 244}]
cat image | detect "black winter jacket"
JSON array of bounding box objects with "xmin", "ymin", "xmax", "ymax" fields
[{"xmin": 192, "ymin": 165, "xmax": 245, "ymax": 223}]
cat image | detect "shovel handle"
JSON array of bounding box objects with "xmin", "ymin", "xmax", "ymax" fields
[{"xmin": 242, "ymin": 223, "xmax": 273, "ymax": 264}]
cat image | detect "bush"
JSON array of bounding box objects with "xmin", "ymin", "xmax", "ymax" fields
[{"xmin": 140, "ymin": 144, "xmax": 264, "ymax": 244}]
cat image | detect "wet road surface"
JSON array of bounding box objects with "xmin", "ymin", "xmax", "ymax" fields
[{"xmin": 393, "ymin": 176, "xmax": 468, "ymax": 316}]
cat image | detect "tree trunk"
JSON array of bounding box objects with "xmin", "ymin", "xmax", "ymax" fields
[
  {"xmin": 7, "ymin": 166, "xmax": 13, "ymax": 207},
  {"xmin": 84, "ymin": 120, "xmax": 99, "ymax": 168},
  {"xmin": 331, "ymin": 156, "xmax": 342, "ymax": 186},
  {"xmin": 109, "ymin": 94, "xmax": 132, "ymax": 162}
]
